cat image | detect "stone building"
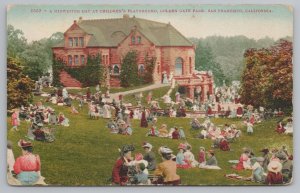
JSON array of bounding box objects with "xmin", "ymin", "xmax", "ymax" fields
[{"xmin": 52, "ymin": 15, "xmax": 214, "ymax": 101}]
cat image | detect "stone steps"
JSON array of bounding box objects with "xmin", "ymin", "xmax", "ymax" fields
[{"xmin": 59, "ymin": 71, "xmax": 82, "ymax": 87}]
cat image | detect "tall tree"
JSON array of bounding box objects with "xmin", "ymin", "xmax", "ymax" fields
[
  {"xmin": 7, "ymin": 57, "xmax": 34, "ymax": 110},
  {"xmin": 240, "ymin": 40, "xmax": 292, "ymax": 110},
  {"xmin": 120, "ymin": 51, "xmax": 139, "ymax": 87},
  {"xmin": 195, "ymin": 43, "xmax": 226, "ymax": 86},
  {"xmin": 7, "ymin": 24, "xmax": 27, "ymax": 58}
]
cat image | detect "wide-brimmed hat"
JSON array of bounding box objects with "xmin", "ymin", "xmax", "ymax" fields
[
  {"xmin": 267, "ymin": 161, "xmax": 282, "ymax": 173},
  {"xmin": 276, "ymin": 152, "xmax": 287, "ymax": 160},
  {"xmin": 159, "ymin": 146, "xmax": 173, "ymax": 154},
  {"xmin": 199, "ymin": 146, "xmax": 205, "ymax": 151},
  {"xmin": 178, "ymin": 143, "xmax": 186, "ymax": 150},
  {"xmin": 18, "ymin": 139, "xmax": 33, "ymax": 148},
  {"xmin": 120, "ymin": 144, "xmax": 135, "ymax": 156},
  {"xmin": 142, "ymin": 142, "xmax": 153, "ymax": 149}
]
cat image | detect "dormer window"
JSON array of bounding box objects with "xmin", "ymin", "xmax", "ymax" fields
[
  {"xmin": 131, "ymin": 36, "xmax": 135, "ymax": 44},
  {"xmin": 68, "ymin": 38, "xmax": 73, "ymax": 47},
  {"xmin": 137, "ymin": 36, "xmax": 141, "ymax": 44}
]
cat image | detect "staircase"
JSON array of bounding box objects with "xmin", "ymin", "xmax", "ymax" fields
[{"xmin": 59, "ymin": 70, "xmax": 82, "ymax": 87}]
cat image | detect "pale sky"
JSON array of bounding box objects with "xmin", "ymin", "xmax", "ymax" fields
[{"xmin": 7, "ymin": 4, "xmax": 293, "ymax": 42}]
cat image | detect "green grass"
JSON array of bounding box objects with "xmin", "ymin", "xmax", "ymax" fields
[{"xmin": 7, "ymin": 95, "xmax": 293, "ymax": 186}]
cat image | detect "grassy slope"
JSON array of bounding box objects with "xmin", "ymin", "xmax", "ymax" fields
[{"xmin": 7, "ymin": 94, "xmax": 293, "ymax": 186}]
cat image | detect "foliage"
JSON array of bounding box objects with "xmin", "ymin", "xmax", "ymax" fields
[
  {"xmin": 141, "ymin": 54, "xmax": 156, "ymax": 84},
  {"xmin": 52, "ymin": 54, "xmax": 103, "ymax": 87},
  {"xmin": 7, "ymin": 57, "xmax": 34, "ymax": 110},
  {"xmin": 195, "ymin": 43, "xmax": 226, "ymax": 86},
  {"xmin": 7, "ymin": 24, "xmax": 64, "ymax": 80},
  {"xmin": 120, "ymin": 51, "xmax": 139, "ymax": 87},
  {"xmin": 7, "ymin": 24, "xmax": 27, "ymax": 58},
  {"xmin": 190, "ymin": 35, "xmax": 281, "ymax": 82},
  {"xmin": 240, "ymin": 40, "xmax": 293, "ymax": 110}
]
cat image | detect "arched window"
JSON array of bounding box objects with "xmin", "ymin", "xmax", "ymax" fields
[
  {"xmin": 175, "ymin": 57, "xmax": 183, "ymax": 75},
  {"xmin": 139, "ymin": 64, "xmax": 145, "ymax": 74},
  {"xmin": 113, "ymin": 65, "xmax": 120, "ymax": 75},
  {"xmin": 131, "ymin": 36, "xmax": 135, "ymax": 44}
]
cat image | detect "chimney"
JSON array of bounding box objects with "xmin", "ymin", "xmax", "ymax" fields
[
  {"xmin": 73, "ymin": 20, "xmax": 77, "ymax": 24},
  {"xmin": 123, "ymin": 14, "xmax": 129, "ymax": 19},
  {"xmin": 78, "ymin": 17, "xmax": 83, "ymax": 23}
]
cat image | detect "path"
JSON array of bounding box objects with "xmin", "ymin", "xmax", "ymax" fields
[{"xmin": 109, "ymin": 83, "xmax": 170, "ymax": 101}]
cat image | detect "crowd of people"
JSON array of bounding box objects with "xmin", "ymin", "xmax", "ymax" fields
[{"xmin": 7, "ymin": 82, "xmax": 293, "ymax": 186}]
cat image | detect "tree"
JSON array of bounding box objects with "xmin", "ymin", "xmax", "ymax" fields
[
  {"xmin": 7, "ymin": 24, "xmax": 27, "ymax": 58},
  {"xmin": 240, "ymin": 40, "xmax": 292, "ymax": 110},
  {"xmin": 142, "ymin": 54, "xmax": 156, "ymax": 84},
  {"xmin": 120, "ymin": 51, "xmax": 139, "ymax": 87},
  {"xmin": 195, "ymin": 43, "xmax": 226, "ymax": 86},
  {"xmin": 7, "ymin": 57, "xmax": 34, "ymax": 110}
]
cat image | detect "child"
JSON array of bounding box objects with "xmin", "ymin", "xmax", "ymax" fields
[
  {"xmin": 198, "ymin": 147, "xmax": 206, "ymax": 166},
  {"xmin": 133, "ymin": 163, "xmax": 149, "ymax": 185},
  {"xmin": 172, "ymin": 127, "xmax": 180, "ymax": 139},
  {"xmin": 246, "ymin": 120, "xmax": 253, "ymax": 135}
]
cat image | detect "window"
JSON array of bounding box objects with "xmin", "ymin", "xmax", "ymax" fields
[
  {"xmin": 105, "ymin": 55, "xmax": 109, "ymax": 65},
  {"xmin": 139, "ymin": 64, "xmax": 145, "ymax": 74},
  {"xmin": 137, "ymin": 36, "xmax": 141, "ymax": 44},
  {"xmin": 81, "ymin": 55, "xmax": 85, "ymax": 65},
  {"xmin": 79, "ymin": 37, "xmax": 84, "ymax": 47},
  {"xmin": 175, "ymin": 57, "xmax": 183, "ymax": 75},
  {"xmin": 74, "ymin": 55, "xmax": 79, "ymax": 65},
  {"xmin": 68, "ymin": 38, "xmax": 73, "ymax": 47},
  {"xmin": 131, "ymin": 36, "xmax": 135, "ymax": 44},
  {"xmin": 74, "ymin": 37, "xmax": 79, "ymax": 47},
  {"xmin": 113, "ymin": 65, "xmax": 120, "ymax": 74},
  {"xmin": 68, "ymin": 55, "xmax": 72, "ymax": 65}
]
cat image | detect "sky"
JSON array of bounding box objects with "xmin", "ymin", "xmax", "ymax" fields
[{"xmin": 7, "ymin": 4, "xmax": 293, "ymax": 42}]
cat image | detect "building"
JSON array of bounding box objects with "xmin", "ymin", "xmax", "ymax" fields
[{"xmin": 52, "ymin": 15, "xmax": 214, "ymax": 101}]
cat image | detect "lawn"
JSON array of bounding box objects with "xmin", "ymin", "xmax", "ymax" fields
[{"xmin": 7, "ymin": 95, "xmax": 293, "ymax": 186}]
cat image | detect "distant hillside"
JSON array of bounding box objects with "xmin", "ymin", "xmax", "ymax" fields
[{"xmin": 189, "ymin": 35, "xmax": 292, "ymax": 83}]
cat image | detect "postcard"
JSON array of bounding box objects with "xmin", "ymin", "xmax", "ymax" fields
[{"xmin": 7, "ymin": 4, "xmax": 293, "ymax": 186}]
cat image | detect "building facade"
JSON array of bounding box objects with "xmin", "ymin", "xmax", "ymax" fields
[{"xmin": 52, "ymin": 15, "xmax": 214, "ymax": 101}]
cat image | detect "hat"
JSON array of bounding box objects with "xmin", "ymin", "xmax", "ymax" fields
[
  {"xmin": 159, "ymin": 146, "xmax": 173, "ymax": 154},
  {"xmin": 18, "ymin": 139, "xmax": 33, "ymax": 148},
  {"xmin": 178, "ymin": 143, "xmax": 186, "ymax": 150},
  {"xmin": 142, "ymin": 142, "xmax": 153, "ymax": 150},
  {"xmin": 37, "ymin": 123, "xmax": 44, "ymax": 127},
  {"xmin": 267, "ymin": 161, "xmax": 282, "ymax": 173},
  {"xmin": 120, "ymin": 144, "xmax": 135, "ymax": 156},
  {"xmin": 256, "ymin": 157, "xmax": 265, "ymax": 162},
  {"xmin": 276, "ymin": 152, "xmax": 287, "ymax": 160},
  {"xmin": 199, "ymin": 146, "xmax": 205, "ymax": 151},
  {"xmin": 260, "ymin": 148, "xmax": 269, "ymax": 154}
]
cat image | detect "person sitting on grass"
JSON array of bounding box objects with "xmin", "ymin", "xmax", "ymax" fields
[
  {"xmin": 123, "ymin": 124, "xmax": 133, "ymax": 136},
  {"xmin": 232, "ymin": 148, "xmax": 252, "ymax": 170},
  {"xmin": 147, "ymin": 125, "xmax": 159, "ymax": 137},
  {"xmin": 184, "ymin": 144, "xmax": 199, "ymax": 168},
  {"xmin": 58, "ymin": 113, "xmax": 69, "ymax": 127},
  {"xmin": 112, "ymin": 144, "xmax": 135, "ymax": 186},
  {"xmin": 172, "ymin": 127, "xmax": 180, "ymax": 139},
  {"xmin": 13, "ymin": 140, "xmax": 41, "ymax": 185},
  {"xmin": 153, "ymin": 146, "xmax": 180, "ymax": 185},
  {"xmin": 71, "ymin": 105, "xmax": 79, "ymax": 114},
  {"xmin": 176, "ymin": 143, "xmax": 190, "ymax": 169},
  {"xmin": 133, "ymin": 163, "xmax": 149, "ymax": 185},
  {"xmin": 142, "ymin": 142, "xmax": 156, "ymax": 171},
  {"xmin": 198, "ymin": 147, "xmax": 206, "ymax": 167},
  {"xmin": 158, "ymin": 124, "xmax": 169, "ymax": 137},
  {"xmin": 199, "ymin": 150, "xmax": 221, "ymax": 169},
  {"xmin": 250, "ymin": 157, "xmax": 266, "ymax": 183},
  {"xmin": 275, "ymin": 121, "xmax": 286, "ymax": 134},
  {"xmin": 265, "ymin": 161, "xmax": 283, "ymax": 185}
]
